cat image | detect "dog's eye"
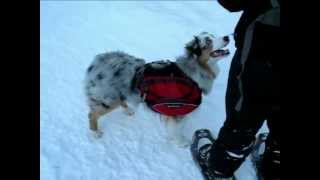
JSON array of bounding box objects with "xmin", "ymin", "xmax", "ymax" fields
[{"xmin": 205, "ymin": 37, "xmax": 212, "ymax": 46}]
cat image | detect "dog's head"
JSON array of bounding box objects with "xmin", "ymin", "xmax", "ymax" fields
[{"xmin": 185, "ymin": 32, "xmax": 230, "ymax": 63}]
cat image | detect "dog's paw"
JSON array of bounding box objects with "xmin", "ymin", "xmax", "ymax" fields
[
  {"xmin": 179, "ymin": 144, "xmax": 189, "ymax": 148},
  {"xmin": 124, "ymin": 107, "xmax": 135, "ymax": 116},
  {"xmin": 176, "ymin": 140, "xmax": 191, "ymax": 148},
  {"xmin": 91, "ymin": 130, "xmax": 103, "ymax": 138},
  {"xmin": 168, "ymin": 137, "xmax": 191, "ymax": 148}
]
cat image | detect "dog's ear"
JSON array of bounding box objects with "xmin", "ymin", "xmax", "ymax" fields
[{"xmin": 185, "ymin": 36, "xmax": 202, "ymax": 57}]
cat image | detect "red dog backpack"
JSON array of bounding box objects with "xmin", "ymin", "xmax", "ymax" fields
[{"xmin": 137, "ymin": 61, "xmax": 202, "ymax": 116}]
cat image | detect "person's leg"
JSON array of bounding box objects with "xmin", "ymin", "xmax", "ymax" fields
[
  {"xmin": 207, "ymin": 50, "xmax": 266, "ymax": 178},
  {"xmin": 208, "ymin": 102, "xmax": 266, "ymax": 177}
]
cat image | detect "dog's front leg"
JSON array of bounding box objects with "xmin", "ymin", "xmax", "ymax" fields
[{"xmin": 164, "ymin": 116, "xmax": 190, "ymax": 148}]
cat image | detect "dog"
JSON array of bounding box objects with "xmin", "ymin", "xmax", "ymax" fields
[{"xmin": 84, "ymin": 32, "xmax": 230, "ymax": 146}]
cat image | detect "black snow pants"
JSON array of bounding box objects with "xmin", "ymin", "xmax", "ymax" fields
[{"xmin": 208, "ymin": 22, "xmax": 280, "ymax": 180}]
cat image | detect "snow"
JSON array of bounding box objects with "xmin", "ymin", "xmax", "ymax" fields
[{"xmin": 40, "ymin": 1, "xmax": 268, "ymax": 180}]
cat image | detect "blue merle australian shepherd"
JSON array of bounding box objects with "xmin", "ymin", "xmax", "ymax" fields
[{"xmin": 84, "ymin": 32, "xmax": 230, "ymax": 147}]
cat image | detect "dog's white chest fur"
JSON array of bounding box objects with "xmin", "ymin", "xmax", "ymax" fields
[{"xmin": 175, "ymin": 56, "xmax": 219, "ymax": 95}]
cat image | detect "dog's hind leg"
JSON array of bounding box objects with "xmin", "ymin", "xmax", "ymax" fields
[
  {"xmin": 120, "ymin": 100, "xmax": 135, "ymax": 116},
  {"xmin": 89, "ymin": 111, "xmax": 104, "ymax": 138},
  {"xmin": 88, "ymin": 99, "xmax": 121, "ymax": 138}
]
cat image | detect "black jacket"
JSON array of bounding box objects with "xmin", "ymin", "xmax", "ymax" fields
[{"xmin": 217, "ymin": 0, "xmax": 273, "ymax": 49}]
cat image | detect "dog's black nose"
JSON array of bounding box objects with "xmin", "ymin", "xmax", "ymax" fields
[{"xmin": 223, "ymin": 36, "xmax": 229, "ymax": 42}]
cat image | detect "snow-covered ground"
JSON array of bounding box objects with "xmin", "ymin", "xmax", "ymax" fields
[{"xmin": 40, "ymin": 1, "xmax": 267, "ymax": 180}]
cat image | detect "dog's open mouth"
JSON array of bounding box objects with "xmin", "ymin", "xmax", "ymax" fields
[{"xmin": 210, "ymin": 49, "xmax": 230, "ymax": 58}]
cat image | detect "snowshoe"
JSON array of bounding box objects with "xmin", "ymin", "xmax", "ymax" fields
[
  {"xmin": 251, "ymin": 133, "xmax": 269, "ymax": 180},
  {"xmin": 191, "ymin": 129, "xmax": 236, "ymax": 180}
]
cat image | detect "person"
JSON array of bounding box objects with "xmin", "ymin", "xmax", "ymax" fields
[{"xmin": 191, "ymin": 0, "xmax": 280, "ymax": 179}]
